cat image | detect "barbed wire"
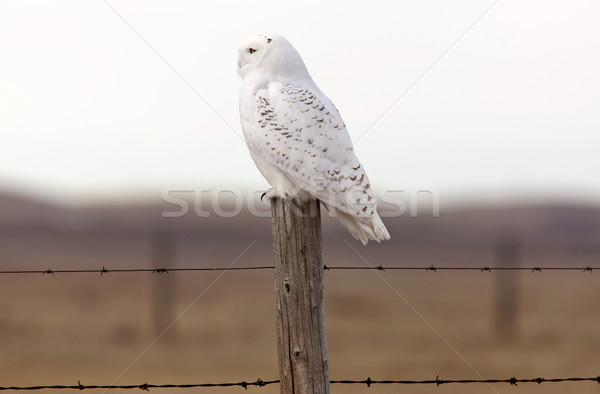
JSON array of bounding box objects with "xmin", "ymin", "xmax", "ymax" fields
[
  {"xmin": 331, "ymin": 375, "xmax": 600, "ymax": 386},
  {"xmin": 0, "ymin": 266, "xmax": 275, "ymax": 275},
  {"xmin": 0, "ymin": 379, "xmax": 276, "ymax": 391},
  {"xmin": 0, "ymin": 265, "xmax": 596, "ymax": 276},
  {"xmin": 1, "ymin": 376, "xmax": 599, "ymax": 390},
  {"xmin": 324, "ymin": 265, "xmax": 598, "ymax": 273}
]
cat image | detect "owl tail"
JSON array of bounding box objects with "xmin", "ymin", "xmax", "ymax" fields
[{"xmin": 333, "ymin": 210, "xmax": 390, "ymax": 246}]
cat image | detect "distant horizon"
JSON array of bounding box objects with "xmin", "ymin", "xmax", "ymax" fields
[{"xmin": 1, "ymin": 180, "xmax": 599, "ymax": 212}]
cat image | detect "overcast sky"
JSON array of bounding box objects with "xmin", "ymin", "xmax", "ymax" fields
[{"xmin": 0, "ymin": 0, "xmax": 599, "ymax": 205}]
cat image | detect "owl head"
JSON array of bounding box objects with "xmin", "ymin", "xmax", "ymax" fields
[{"xmin": 237, "ymin": 33, "xmax": 310, "ymax": 80}]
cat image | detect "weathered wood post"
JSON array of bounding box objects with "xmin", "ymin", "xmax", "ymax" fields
[{"xmin": 271, "ymin": 198, "xmax": 330, "ymax": 394}]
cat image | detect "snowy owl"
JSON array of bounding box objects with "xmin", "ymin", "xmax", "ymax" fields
[{"xmin": 238, "ymin": 32, "xmax": 390, "ymax": 244}]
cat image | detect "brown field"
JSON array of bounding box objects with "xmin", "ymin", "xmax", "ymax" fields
[{"xmin": 1, "ymin": 192, "xmax": 599, "ymax": 394}]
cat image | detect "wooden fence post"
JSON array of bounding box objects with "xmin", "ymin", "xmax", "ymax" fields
[{"xmin": 271, "ymin": 198, "xmax": 330, "ymax": 394}]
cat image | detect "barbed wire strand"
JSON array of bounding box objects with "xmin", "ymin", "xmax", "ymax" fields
[
  {"xmin": 331, "ymin": 376, "xmax": 600, "ymax": 386},
  {"xmin": 0, "ymin": 265, "xmax": 596, "ymax": 275},
  {"xmin": 324, "ymin": 265, "xmax": 597, "ymax": 273},
  {"xmin": 0, "ymin": 267, "xmax": 275, "ymax": 275},
  {"xmin": 0, "ymin": 379, "xmax": 276, "ymax": 391},
  {"xmin": 1, "ymin": 376, "xmax": 599, "ymax": 390}
]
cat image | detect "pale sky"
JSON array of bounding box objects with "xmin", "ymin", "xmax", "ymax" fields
[{"xmin": 0, "ymin": 0, "xmax": 599, "ymax": 205}]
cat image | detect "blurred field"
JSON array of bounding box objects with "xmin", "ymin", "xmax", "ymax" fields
[{"xmin": 1, "ymin": 191, "xmax": 599, "ymax": 394}]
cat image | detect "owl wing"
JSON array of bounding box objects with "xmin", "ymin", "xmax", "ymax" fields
[{"xmin": 243, "ymin": 81, "xmax": 377, "ymax": 220}]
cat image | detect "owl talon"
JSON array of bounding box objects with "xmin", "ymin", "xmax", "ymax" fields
[
  {"xmin": 261, "ymin": 188, "xmax": 280, "ymax": 201},
  {"xmin": 261, "ymin": 188, "xmax": 276, "ymax": 201}
]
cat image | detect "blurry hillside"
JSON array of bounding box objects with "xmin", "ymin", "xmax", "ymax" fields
[{"xmin": 1, "ymin": 190, "xmax": 599, "ymax": 270}]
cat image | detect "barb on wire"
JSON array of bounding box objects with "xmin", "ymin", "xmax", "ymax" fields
[
  {"xmin": 0, "ymin": 265, "xmax": 597, "ymax": 276},
  {"xmin": 1, "ymin": 376, "xmax": 599, "ymax": 390}
]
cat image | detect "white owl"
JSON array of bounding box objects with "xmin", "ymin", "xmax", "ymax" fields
[{"xmin": 238, "ymin": 33, "xmax": 390, "ymax": 245}]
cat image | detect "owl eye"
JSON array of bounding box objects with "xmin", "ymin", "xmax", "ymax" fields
[{"xmin": 248, "ymin": 48, "xmax": 257, "ymax": 54}]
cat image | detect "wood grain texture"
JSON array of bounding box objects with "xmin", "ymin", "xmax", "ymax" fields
[{"xmin": 271, "ymin": 198, "xmax": 330, "ymax": 394}]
